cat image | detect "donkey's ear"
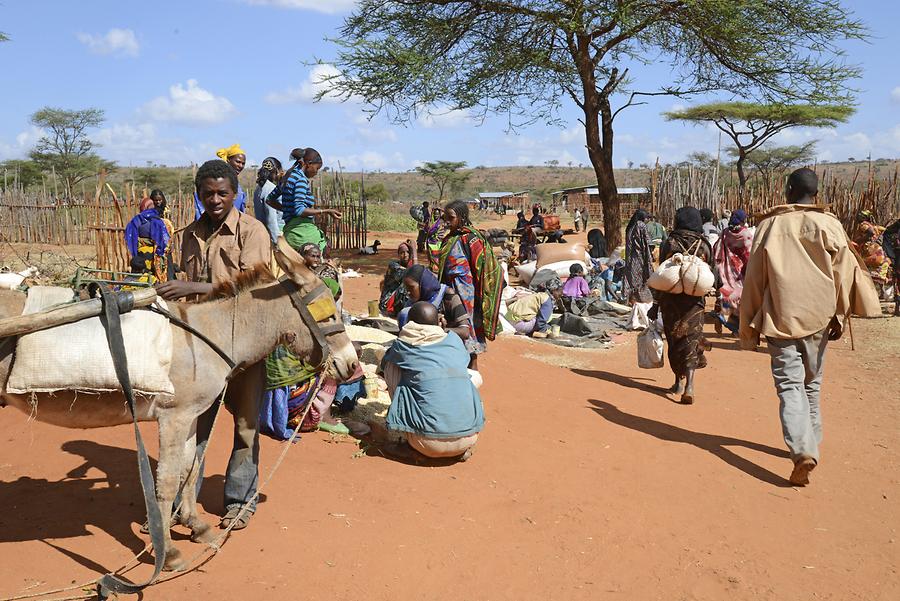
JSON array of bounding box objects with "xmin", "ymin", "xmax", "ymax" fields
[{"xmin": 274, "ymin": 236, "xmax": 312, "ymax": 278}]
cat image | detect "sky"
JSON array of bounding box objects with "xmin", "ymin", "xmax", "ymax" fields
[{"xmin": 0, "ymin": 0, "xmax": 898, "ymax": 173}]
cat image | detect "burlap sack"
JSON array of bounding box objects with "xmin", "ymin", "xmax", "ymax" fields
[
  {"xmin": 7, "ymin": 286, "xmax": 175, "ymax": 396},
  {"xmin": 536, "ymin": 241, "xmax": 588, "ymax": 269}
]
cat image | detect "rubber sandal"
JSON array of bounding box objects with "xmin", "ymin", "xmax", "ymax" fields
[
  {"xmin": 220, "ymin": 507, "xmax": 251, "ymax": 530},
  {"xmin": 789, "ymin": 456, "xmax": 817, "ymax": 486},
  {"xmin": 318, "ymin": 421, "xmax": 350, "ymax": 435}
]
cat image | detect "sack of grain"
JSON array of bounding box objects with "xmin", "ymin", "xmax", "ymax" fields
[{"xmin": 7, "ymin": 286, "xmax": 175, "ymax": 396}]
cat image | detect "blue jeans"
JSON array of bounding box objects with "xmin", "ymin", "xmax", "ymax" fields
[
  {"xmin": 534, "ymin": 296, "xmax": 554, "ymax": 332},
  {"xmin": 186, "ymin": 361, "xmax": 266, "ymax": 514}
]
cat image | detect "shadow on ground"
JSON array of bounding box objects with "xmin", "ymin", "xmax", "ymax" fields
[{"xmin": 586, "ymin": 399, "xmax": 792, "ymax": 487}]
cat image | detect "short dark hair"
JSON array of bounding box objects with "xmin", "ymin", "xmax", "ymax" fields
[
  {"xmin": 569, "ymin": 263, "xmax": 584, "ymax": 276},
  {"xmin": 150, "ymin": 188, "xmax": 165, "ymax": 201},
  {"xmin": 195, "ymin": 160, "xmax": 238, "ymax": 194},
  {"xmin": 787, "ymin": 168, "xmax": 818, "ymax": 202},
  {"xmin": 408, "ymin": 301, "xmax": 439, "ymax": 326},
  {"xmin": 444, "ymin": 199, "xmax": 471, "ymax": 225}
]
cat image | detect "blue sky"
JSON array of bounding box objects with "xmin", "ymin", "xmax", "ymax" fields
[{"xmin": 1, "ymin": 0, "xmax": 898, "ymax": 172}]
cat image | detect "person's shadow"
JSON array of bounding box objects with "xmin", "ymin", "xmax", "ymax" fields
[
  {"xmin": 571, "ymin": 368, "xmax": 671, "ymax": 398},
  {"xmin": 586, "ymin": 399, "xmax": 792, "ymax": 487}
]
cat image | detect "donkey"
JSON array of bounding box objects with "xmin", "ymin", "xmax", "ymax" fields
[{"xmin": 0, "ymin": 238, "xmax": 358, "ymax": 570}]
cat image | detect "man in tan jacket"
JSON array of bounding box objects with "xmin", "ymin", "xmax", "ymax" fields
[{"xmin": 740, "ymin": 168, "xmax": 881, "ymax": 486}]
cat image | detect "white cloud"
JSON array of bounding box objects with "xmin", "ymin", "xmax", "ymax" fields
[
  {"xmin": 332, "ymin": 151, "xmax": 407, "ymax": 171},
  {"xmin": 91, "ymin": 122, "xmax": 210, "ymax": 165},
  {"xmin": 76, "ymin": 28, "xmax": 140, "ymax": 58},
  {"xmin": 891, "ymin": 87, "xmax": 900, "ymax": 103},
  {"xmin": 559, "ymin": 127, "xmax": 582, "ymax": 144},
  {"xmin": 265, "ymin": 64, "xmax": 349, "ymax": 105},
  {"xmin": 141, "ymin": 80, "xmax": 238, "ymax": 125},
  {"xmin": 356, "ymin": 125, "xmax": 398, "ymax": 144},
  {"xmin": 241, "ymin": 0, "xmax": 357, "ymax": 15},
  {"xmin": 417, "ymin": 106, "xmax": 473, "ymax": 129},
  {"xmin": 0, "ymin": 126, "xmax": 44, "ymax": 160}
]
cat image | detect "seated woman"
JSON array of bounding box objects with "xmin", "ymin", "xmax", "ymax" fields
[
  {"xmin": 379, "ymin": 241, "xmax": 413, "ymax": 317},
  {"xmin": 400, "ymin": 265, "xmax": 469, "ymax": 342},
  {"xmin": 506, "ymin": 276, "xmax": 563, "ymax": 338},
  {"xmin": 562, "ymin": 263, "xmax": 590, "ymax": 298},
  {"xmin": 124, "ymin": 196, "xmax": 171, "ymax": 284},
  {"xmin": 382, "ymin": 302, "xmax": 484, "ymax": 462}
]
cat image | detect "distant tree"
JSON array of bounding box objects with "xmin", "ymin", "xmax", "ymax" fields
[
  {"xmin": 323, "ymin": 0, "xmax": 866, "ymax": 247},
  {"xmin": 685, "ymin": 151, "xmax": 718, "ymax": 169},
  {"xmin": 363, "ymin": 182, "xmax": 391, "ymax": 203},
  {"xmin": 28, "ymin": 107, "xmax": 115, "ymax": 197},
  {"xmin": 130, "ymin": 168, "xmax": 162, "ymax": 189},
  {"xmin": 545, "ymin": 159, "xmax": 560, "ymax": 168},
  {"xmin": 627, "ymin": 160, "xmax": 634, "ymax": 170},
  {"xmin": 567, "ymin": 161, "xmax": 574, "ymax": 168},
  {"xmin": 415, "ymin": 160, "xmax": 469, "ymax": 200},
  {"xmin": 665, "ymin": 103, "xmax": 852, "ymax": 190},
  {"xmin": 639, "ymin": 163, "xmax": 650, "ymax": 170},
  {"xmin": 731, "ymin": 141, "xmax": 818, "ymax": 186},
  {"xmin": 1, "ymin": 159, "xmax": 44, "ymax": 190},
  {"xmin": 847, "ymin": 157, "xmax": 856, "ymax": 162}
]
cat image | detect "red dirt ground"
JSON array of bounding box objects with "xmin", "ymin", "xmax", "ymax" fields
[{"xmin": 1, "ymin": 247, "xmax": 898, "ymax": 600}]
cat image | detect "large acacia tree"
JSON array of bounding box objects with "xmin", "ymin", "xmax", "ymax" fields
[
  {"xmin": 665, "ymin": 102, "xmax": 852, "ymax": 189},
  {"xmin": 323, "ymin": 1, "xmax": 864, "ymax": 247}
]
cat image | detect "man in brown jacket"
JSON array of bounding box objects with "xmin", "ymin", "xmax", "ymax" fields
[{"xmin": 740, "ymin": 168, "xmax": 881, "ymax": 486}]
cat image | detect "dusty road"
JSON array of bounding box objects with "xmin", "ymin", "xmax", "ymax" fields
[{"xmin": 0, "ymin": 264, "xmax": 898, "ymax": 600}]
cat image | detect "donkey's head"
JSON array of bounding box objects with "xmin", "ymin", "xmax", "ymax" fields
[{"xmin": 273, "ymin": 237, "xmax": 358, "ymax": 381}]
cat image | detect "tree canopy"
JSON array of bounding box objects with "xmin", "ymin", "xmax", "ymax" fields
[
  {"xmin": 730, "ymin": 141, "xmax": 818, "ymax": 187},
  {"xmin": 665, "ymin": 102, "xmax": 852, "ymax": 188},
  {"xmin": 28, "ymin": 107, "xmax": 114, "ymax": 197},
  {"xmin": 324, "ymin": 0, "xmax": 866, "ymax": 245},
  {"xmin": 415, "ymin": 160, "xmax": 469, "ymax": 200}
]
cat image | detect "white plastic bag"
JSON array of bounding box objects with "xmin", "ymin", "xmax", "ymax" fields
[
  {"xmin": 627, "ymin": 301, "xmax": 653, "ymax": 331},
  {"xmin": 637, "ymin": 324, "xmax": 665, "ymax": 369}
]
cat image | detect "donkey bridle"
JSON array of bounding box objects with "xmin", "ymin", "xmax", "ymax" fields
[{"xmin": 276, "ymin": 275, "xmax": 346, "ymax": 370}]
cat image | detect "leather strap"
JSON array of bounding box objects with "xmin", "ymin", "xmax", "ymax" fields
[{"xmin": 94, "ymin": 285, "xmax": 167, "ymax": 599}]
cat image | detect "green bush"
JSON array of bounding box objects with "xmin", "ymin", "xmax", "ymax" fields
[{"xmin": 367, "ymin": 202, "xmax": 417, "ymax": 232}]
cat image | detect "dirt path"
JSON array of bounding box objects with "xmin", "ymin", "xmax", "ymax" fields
[{"xmin": 1, "ymin": 273, "xmax": 898, "ymax": 600}]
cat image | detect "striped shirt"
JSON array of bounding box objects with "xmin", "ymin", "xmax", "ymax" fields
[{"xmin": 270, "ymin": 168, "xmax": 315, "ymax": 222}]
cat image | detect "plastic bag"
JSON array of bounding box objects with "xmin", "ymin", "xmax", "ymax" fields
[
  {"xmin": 637, "ymin": 324, "xmax": 665, "ymax": 369},
  {"xmin": 627, "ymin": 301, "xmax": 653, "ymax": 331}
]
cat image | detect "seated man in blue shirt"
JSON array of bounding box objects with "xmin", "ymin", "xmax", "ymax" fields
[{"xmin": 381, "ymin": 302, "xmax": 485, "ymax": 463}]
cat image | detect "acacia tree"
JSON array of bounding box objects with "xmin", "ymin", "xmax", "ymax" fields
[
  {"xmin": 415, "ymin": 160, "xmax": 469, "ymax": 200},
  {"xmin": 29, "ymin": 107, "xmax": 114, "ymax": 197},
  {"xmin": 322, "ymin": 1, "xmax": 865, "ymax": 247},
  {"xmin": 733, "ymin": 141, "xmax": 818, "ymax": 189},
  {"xmin": 665, "ymin": 102, "xmax": 851, "ymax": 190}
]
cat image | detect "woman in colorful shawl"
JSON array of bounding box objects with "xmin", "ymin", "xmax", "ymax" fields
[
  {"xmin": 712, "ymin": 208, "xmax": 754, "ymax": 335},
  {"xmin": 882, "ymin": 218, "xmax": 900, "ymax": 316},
  {"xmin": 437, "ymin": 200, "xmax": 505, "ymax": 370},
  {"xmin": 124, "ymin": 196, "xmax": 171, "ymax": 284},
  {"xmin": 399, "ymin": 264, "xmax": 470, "ymax": 338},
  {"xmin": 380, "ymin": 241, "xmax": 414, "ymax": 316},
  {"xmin": 425, "ymin": 208, "xmax": 445, "ymax": 271},
  {"xmin": 851, "ymin": 210, "xmax": 892, "ymax": 297},
  {"xmin": 623, "ymin": 209, "xmax": 654, "ymax": 304},
  {"xmin": 655, "ymin": 207, "xmax": 714, "ymax": 405},
  {"xmin": 267, "ymin": 147, "xmax": 341, "ymax": 253}
]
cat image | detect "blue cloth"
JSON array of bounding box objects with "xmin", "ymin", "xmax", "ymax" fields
[
  {"xmin": 253, "ymin": 180, "xmax": 285, "ymax": 242},
  {"xmin": 384, "ymin": 331, "xmax": 485, "ymax": 439},
  {"xmin": 124, "ymin": 208, "xmax": 169, "ymax": 257},
  {"xmin": 334, "ymin": 379, "xmax": 365, "ymax": 413},
  {"xmin": 269, "ymin": 168, "xmax": 314, "ymax": 222},
  {"xmin": 259, "ymin": 386, "xmax": 294, "ymax": 441},
  {"xmin": 397, "ymin": 283, "xmax": 447, "ymax": 329},
  {"xmin": 535, "ymin": 296, "xmax": 554, "ymax": 333},
  {"xmin": 194, "ymin": 183, "xmax": 246, "ymax": 220}
]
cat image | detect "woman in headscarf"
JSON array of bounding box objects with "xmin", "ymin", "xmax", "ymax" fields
[
  {"xmin": 883, "ymin": 217, "xmax": 900, "ymax": 316},
  {"xmin": 623, "ymin": 209, "xmax": 653, "ymax": 305},
  {"xmin": 194, "ymin": 144, "xmax": 248, "ymax": 219},
  {"xmin": 124, "ymin": 196, "xmax": 171, "ymax": 284},
  {"xmin": 587, "ymin": 228, "xmax": 608, "ymax": 259},
  {"xmin": 400, "ymin": 264, "xmax": 470, "ymax": 340},
  {"xmin": 437, "ymin": 199, "xmax": 505, "ymax": 370},
  {"xmin": 850, "ymin": 210, "xmax": 892, "ymax": 297},
  {"xmin": 656, "ymin": 207, "xmax": 714, "ymax": 404},
  {"xmin": 267, "ymin": 147, "xmax": 342, "ymax": 253},
  {"xmin": 379, "ymin": 241, "xmax": 414, "ymax": 316},
  {"xmin": 298, "ymin": 242, "xmax": 341, "ymax": 299},
  {"xmin": 253, "ymin": 157, "xmax": 285, "ymax": 243},
  {"xmin": 712, "ymin": 208, "xmax": 754, "ymax": 334},
  {"xmin": 424, "ymin": 208, "xmax": 445, "ymax": 270}
]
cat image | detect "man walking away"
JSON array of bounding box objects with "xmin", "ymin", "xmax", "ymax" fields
[{"xmin": 740, "ymin": 168, "xmax": 880, "ymax": 486}]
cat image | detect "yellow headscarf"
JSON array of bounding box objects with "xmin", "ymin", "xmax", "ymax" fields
[{"xmin": 216, "ymin": 144, "xmax": 245, "ymax": 161}]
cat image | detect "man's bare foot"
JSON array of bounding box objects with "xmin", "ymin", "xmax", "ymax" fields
[{"xmin": 670, "ymin": 378, "xmax": 685, "ymax": 395}]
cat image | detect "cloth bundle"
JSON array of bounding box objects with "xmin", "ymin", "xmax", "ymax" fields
[
  {"xmin": 648, "ymin": 240, "xmax": 715, "ymax": 296},
  {"xmin": 7, "ymin": 286, "xmax": 175, "ymax": 396}
]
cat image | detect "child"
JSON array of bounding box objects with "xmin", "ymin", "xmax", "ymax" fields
[{"xmin": 562, "ymin": 263, "xmax": 590, "ymax": 298}]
